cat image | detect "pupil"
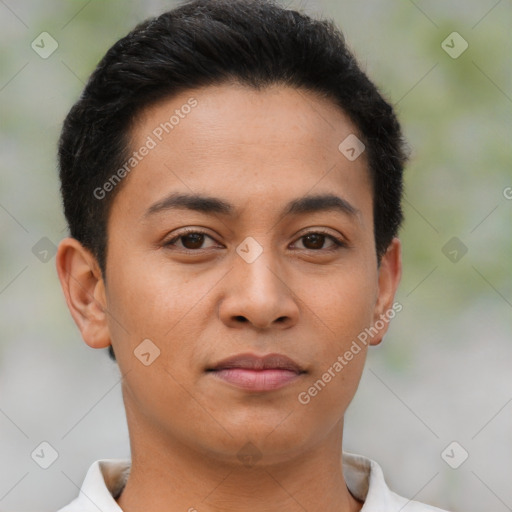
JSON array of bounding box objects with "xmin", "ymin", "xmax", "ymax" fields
[
  {"xmin": 304, "ymin": 234, "xmax": 324, "ymax": 249},
  {"xmin": 183, "ymin": 233, "xmax": 204, "ymax": 249}
]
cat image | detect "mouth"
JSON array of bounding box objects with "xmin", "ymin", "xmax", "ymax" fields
[{"xmin": 206, "ymin": 353, "xmax": 306, "ymax": 392}]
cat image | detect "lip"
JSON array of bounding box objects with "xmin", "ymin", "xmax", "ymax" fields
[{"xmin": 207, "ymin": 353, "xmax": 305, "ymax": 392}]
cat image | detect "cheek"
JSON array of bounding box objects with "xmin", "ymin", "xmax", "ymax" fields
[
  {"xmin": 294, "ymin": 275, "xmax": 374, "ymax": 423},
  {"xmin": 105, "ymin": 252, "xmax": 202, "ymax": 338},
  {"xmin": 104, "ymin": 250, "xmax": 220, "ymax": 392},
  {"xmin": 298, "ymin": 261, "xmax": 378, "ymax": 342},
  {"xmin": 105, "ymin": 261, "xmax": 214, "ymax": 440},
  {"xmin": 293, "ymin": 263, "xmax": 376, "ymax": 402}
]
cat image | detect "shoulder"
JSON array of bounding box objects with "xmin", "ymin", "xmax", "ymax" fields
[
  {"xmin": 387, "ymin": 489, "xmax": 451, "ymax": 511},
  {"xmin": 342, "ymin": 451, "xmax": 451, "ymax": 512},
  {"xmin": 55, "ymin": 459, "xmax": 130, "ymax": 512}
]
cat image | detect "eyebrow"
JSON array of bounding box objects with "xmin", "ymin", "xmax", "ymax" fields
[{"xmin": 143, "ymin": 192, "xmax": 359, "ymax": 220}]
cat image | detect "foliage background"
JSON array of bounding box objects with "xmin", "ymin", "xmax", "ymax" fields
[{"xmin": 0, "ymin": 1, "xmax": 510, "ymax": 511}]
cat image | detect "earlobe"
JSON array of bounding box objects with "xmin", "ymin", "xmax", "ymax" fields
[
  {"xmin": 56, "ymin": 237, "xmax": 111, "ymax": 349},
  {"xmin": 369, "ymin": 238, "xmax": 402, "ymax": 346}
]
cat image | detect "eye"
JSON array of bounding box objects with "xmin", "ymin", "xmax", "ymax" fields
[
  {"xmin": 292, "ymin": 231, "xmax": 346, "ymax": 251},
  {"xmin": 163, "ymin": 228, "xmax": 346, "ymax": 253},
  {"xmin": 164, "ymin": 230, "xmax": 219, "ymax": 251}
]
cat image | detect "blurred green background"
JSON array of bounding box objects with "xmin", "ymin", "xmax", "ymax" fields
[{"xmin": 0, "ymin": 1, "xmax": 510, "ymax": 511}]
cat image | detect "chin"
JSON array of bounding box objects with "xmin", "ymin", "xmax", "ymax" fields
[{"xmin": 206, "ymin": 416, "xmax": 318, "ymax": 464}]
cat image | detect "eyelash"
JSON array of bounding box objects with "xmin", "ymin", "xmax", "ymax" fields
[{"xmin": 163, "ymin": 228, "xmax": 347, "ymax": 253}]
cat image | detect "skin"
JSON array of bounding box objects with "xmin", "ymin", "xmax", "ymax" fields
[{"xmin": 56, "ymin": 83, "xmax": 401, "ymax": 512}]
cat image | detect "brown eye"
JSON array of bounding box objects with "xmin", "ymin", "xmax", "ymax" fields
[
  {"xmin": 293, "ymin": 231, "xmax": 345, "ymax": 251},
  {"xmin": 302, "ymin": 233, "xmax": 326, "ymax": 250},
  {"xmin": 181, "ymin": 233, "xmax": 205, "ymax": 249},
  {"xmin": 164, "ymin": 230, "xmax": 218, "ymax": 251}
]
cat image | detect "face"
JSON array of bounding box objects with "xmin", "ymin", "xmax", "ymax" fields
[{"xmin": 58, "ymin": 83, "xmax": 401, "ymax": 466}]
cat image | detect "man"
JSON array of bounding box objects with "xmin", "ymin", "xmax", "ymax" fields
[{"xmin": 55, "ymin": 0, "xmax": 449, "ymax": 510}]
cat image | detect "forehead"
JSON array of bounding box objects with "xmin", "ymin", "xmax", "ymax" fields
[
  {"xmin": 133, "ymin": 83, "xmax": 362, "ymax": 157},
  {"xmin": 115, "ymin": 83, "xmax": 372, "ymax": 223}
]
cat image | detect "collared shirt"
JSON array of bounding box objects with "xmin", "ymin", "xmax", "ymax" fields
[{"xmin": 56, "ymin": 452, "xmax": 449, "ymax": 511}]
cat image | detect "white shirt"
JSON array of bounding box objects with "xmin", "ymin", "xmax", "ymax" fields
[{"xmin": 57, "ymin": 452, "xmax": 449, "ymax": 511}]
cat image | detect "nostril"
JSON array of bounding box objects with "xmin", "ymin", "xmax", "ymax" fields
[{"xmin": 234, "ymin": 315, "xmax": 248, "ymax": 323}]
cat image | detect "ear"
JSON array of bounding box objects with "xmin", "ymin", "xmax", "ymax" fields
[
  {"xmin": 369, "ymin": 237, "xmax": 402, "ymax": 346},
  {"xmin": 56, "ymin": 237, "xmax": 111, "ymax": 349}
]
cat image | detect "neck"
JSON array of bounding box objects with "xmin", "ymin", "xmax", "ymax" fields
[{"xmin": 116, "ymin": 414, "xmax": 362, "ymax": 512}]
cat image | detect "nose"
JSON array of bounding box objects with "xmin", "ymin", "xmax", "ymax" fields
[{"xmin": 218, "ymin": 247, "xmax": 299, "ymax": 331}]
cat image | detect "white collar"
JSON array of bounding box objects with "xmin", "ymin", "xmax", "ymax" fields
[{"xmin": 57, "ymin": 452, "xmax": 448, "ymax": 511}]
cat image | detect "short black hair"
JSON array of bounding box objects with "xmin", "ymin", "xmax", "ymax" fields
[{"xmin": 58, "ymin": 0, "xmax": 407, "ymax": 360}]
